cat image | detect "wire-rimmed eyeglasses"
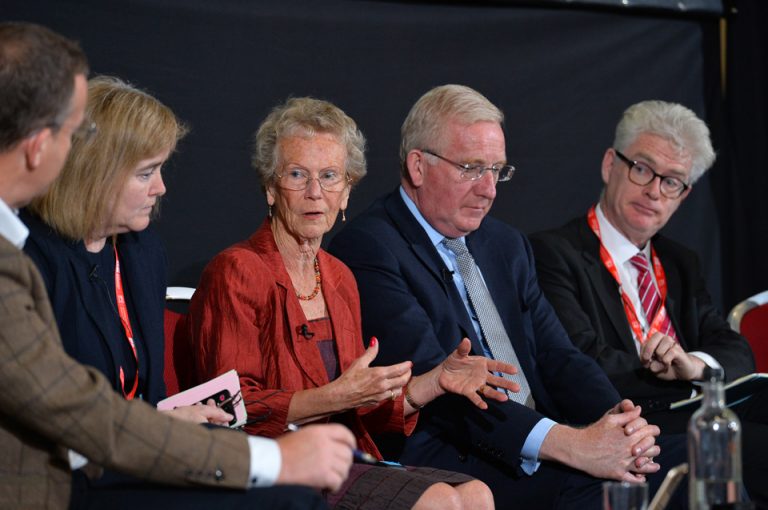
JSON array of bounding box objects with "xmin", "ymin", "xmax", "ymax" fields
[
  {"xmin": 614, "ymin": 149, "xmax": 689, "ymax": 199},
  {"xmin": 43, "ymin": 120, "xmax": 97, "ymax": 143},
  {"xmin": 421, "ymin": 149, "xmax": 515, "ymax": 183},
  {"xmin": 73, "ymin": 121, "xmax": 98, "ymax": 142},
  {"xmin": 276, "ymin": 168, "xmax": 351, "ymax": 192}
]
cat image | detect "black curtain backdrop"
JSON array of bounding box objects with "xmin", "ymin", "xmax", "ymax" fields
[
  {"xmin": 716, "ymin": 0, "xmax": 768, "ymax": 308},
  {"xmin": 6, "ymin": 0, "xmax": 763, "ymax": 313}
]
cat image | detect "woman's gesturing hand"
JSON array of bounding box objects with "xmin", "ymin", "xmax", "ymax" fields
[{"xmin": 329, "ymin": 337, "xmax": 412, "ymax": 409}]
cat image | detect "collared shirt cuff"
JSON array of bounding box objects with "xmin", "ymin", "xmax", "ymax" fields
[
  {"xmin": 247, "ymin": 436, "xmax": 281, "ymax": 487},
  {"xmin": 689, "ymin": 351, "xmax": 722, "ymax": 371},
  {"xmin": 519, "ymin": 418, "xmax": 557, "ymax": 475},
  {"xmin": 68, "ymin": 449, "xmax": 89, "ymax": 470}
]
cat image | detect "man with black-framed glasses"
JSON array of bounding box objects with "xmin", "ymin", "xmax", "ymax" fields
[{"xmin": 531, "ymin": 100, "xmax": 767, "ymax": 506}]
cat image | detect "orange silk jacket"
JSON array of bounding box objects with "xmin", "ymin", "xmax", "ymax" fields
[{"xmin": 188, "ymin": 220, "xmax": 416, "ymax": 458}]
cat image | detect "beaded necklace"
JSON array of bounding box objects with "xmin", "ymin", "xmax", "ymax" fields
[{"xmin": 296, "ymin": 257, "xmax": 322, "ymax": 301}]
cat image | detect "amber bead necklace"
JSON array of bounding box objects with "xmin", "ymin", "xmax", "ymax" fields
[{"xmin": 296, "ymin": 257, "xmax": 322, "ymax": 301}]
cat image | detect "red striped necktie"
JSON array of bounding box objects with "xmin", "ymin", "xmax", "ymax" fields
[{"xmin": 629, "ymin": 252, "xmax": 677, "ymax": 340}]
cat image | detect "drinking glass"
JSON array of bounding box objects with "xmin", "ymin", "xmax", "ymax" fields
[{"xmin": 603, "ymin": 481, "xmax": 648, "ymax": 510}]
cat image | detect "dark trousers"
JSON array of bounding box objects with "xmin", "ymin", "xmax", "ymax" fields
[
  {"xmin": 396, "ymin": 431, "xmax": 687, "ymax": 510},
  {"xmin": 557, "ymin": 434, "xmax": 685, "ymax": 510},
  {"xmin": 487, "ymin": 434, "xmax": 687, "ymax": 510},
  {"xmin": 69, "ymin": 471, "xmax": 326, "ymax": 510}
]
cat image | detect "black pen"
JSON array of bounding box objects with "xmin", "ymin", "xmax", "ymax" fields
[{"xmin": 285, "ymin": 423, "xmax": 378, "ymax": 465}]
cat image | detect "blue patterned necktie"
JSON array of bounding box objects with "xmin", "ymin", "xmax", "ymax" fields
[{"xmin": 442, "ymin": 237, "xmax": 534, "ymax": 407}]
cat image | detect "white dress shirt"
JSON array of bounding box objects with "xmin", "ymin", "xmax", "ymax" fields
[{"xmin": 0, "ymin": 198, "xmax": 29, "ymax": 249}]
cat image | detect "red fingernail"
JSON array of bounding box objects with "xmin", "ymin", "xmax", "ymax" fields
[{"xmin": 370, "ymin": 337, "xmax": 377, "ymax": 347}]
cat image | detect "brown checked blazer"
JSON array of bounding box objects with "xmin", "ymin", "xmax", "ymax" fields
[{"xmin": 0, "ymin": 235, "xmax": 252, "ymax": 509}]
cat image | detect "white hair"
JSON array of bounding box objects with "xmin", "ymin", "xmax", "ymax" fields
[{"xmin": 614, "ymin": 100, "xmax": 715, "ymax": 184}]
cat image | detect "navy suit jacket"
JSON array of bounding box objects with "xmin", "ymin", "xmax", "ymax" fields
[
  {"xmin": 21, "ymin": 210, "xmax": 168, "ymax": 405},
  {"xmin": 329, "ymin": 189, "xmax": 620, "ymax": 477},
  {"xmin": 530, "ymin": 216, "xmax": 755, "ymax": 409}
]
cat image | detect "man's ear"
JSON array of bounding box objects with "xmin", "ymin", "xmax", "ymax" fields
[
  {"xmin": 23, "ymin": 128, "xmax": 51, "ymax": 170},
  {"xmin": 600, "ymin": 148, "xmax": 615, "ymax": 185},
  {"xmin": 405, "ymin": 150, "xmax": 426, "ymax": 188},
  {"xmin": 679, "ymin": 185, "xmax": 692, "ymax": 202}
]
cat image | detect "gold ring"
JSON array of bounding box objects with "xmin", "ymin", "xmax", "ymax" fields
[
  {"xmin": 389, "ymin": 389, "xmax": 395, "ymax": 401},
  {"xmin": 476, "ymin": 385, "xmax": 486, "ymax": 396}
]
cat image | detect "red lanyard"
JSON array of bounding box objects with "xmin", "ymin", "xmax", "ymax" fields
[
  {"xmin": 113, "ymin": 244, "xmax": 139, "ymax": 399},
  {"xmin": 587, "ymin": 205, "xmax": 670, "ymax": 344}
]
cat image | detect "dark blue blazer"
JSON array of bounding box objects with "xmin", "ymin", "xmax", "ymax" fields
[
  {"xmin": 21, "ymin": 210, "xmax": 168, "ymax": 406},
  {"xmin": 329, "ymin": 190, "xmax": 620, "ymax": 478}
]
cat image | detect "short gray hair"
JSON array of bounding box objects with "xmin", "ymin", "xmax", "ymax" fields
[
  {"xmin": 399, "ymin": 84, "xmax": 504, "ymax": 176},
  {"xmin": 613, "ymin": 100, "xmax": 715, "ymax": 184},
  {"xmin": 252, "ymin": 97, "xmax": 367, "ymax": 189}
]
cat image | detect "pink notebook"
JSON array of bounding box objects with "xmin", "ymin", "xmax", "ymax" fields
[{"xmin": 157, "ymin": 369, "xmax": 247, "ymax": 428}]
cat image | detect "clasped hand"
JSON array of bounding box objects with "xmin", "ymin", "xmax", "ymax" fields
[
  {"xmin": 540, "ymin": 399, "xmax": 660, "ymax": 482},
  {"xmin": 594, "ymin": 400, "xmax": 661, "ymax": 482},
  {"xmin": 640, "ymin": 331, "xmax": 705, "ymax": 381}
]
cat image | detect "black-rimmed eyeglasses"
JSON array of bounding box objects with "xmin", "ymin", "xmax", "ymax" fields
[
  {"xmin": 421, "ymin": 149, "xmax": 515, "ymax": 183},
  {"xmin": 614, "ymin": 149, "xmax": 689, "ymax": 199}
]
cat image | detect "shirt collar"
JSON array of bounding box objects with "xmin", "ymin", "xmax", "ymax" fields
[
  {"xmin": 0, "ymin": 199, "xmax": 29, "ymax": 249},
  {"xmin": 399, "ymin": 186, "xmax": 456, "ymax": 249},
  {"xmin": 595, "ymin": 203, "xmax": 650, "ymax": 264}
]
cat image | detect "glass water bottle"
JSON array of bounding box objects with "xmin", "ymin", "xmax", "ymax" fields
[{"xmin": 688, "ymin": 366, "xmax": 743, "ymax": 509}]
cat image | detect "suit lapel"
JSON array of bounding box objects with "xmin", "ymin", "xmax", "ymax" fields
[
  {"xmin": 576, "ymin": 219, "xmax": 639, "ymax": 354},
  {"xmin": 384, "ymin": 191, "xmax": 483, "ymax": 354},
  {"xmin": 466, "ymin": 229, "xmax": 541, "ymax": 381},
  {"xmin": 320, "ymin": 251, "xmax": 360, "ymax": 374},
  {"xmin": 467, "ymin": 230, "xmax": 518, "ymax": 315},
  {"xmin": 117, "ymin": 234, "xmax": 165, "ymax": 393},
  {"xmin": 67, "ymin": 245, "xmax": 124, "ymax": 384},
  {"xmin": 653, "ymin": 238, "xmax": 687, "ymax": 348},
  {"xmin": 384, "ymin": 192, "xmax": 444, "ymax": 285}
]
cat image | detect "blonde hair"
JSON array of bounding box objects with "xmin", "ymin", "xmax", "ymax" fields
[{"xmin": 29, "ymin": 75, "xmax": 187, "ymax": 240}]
